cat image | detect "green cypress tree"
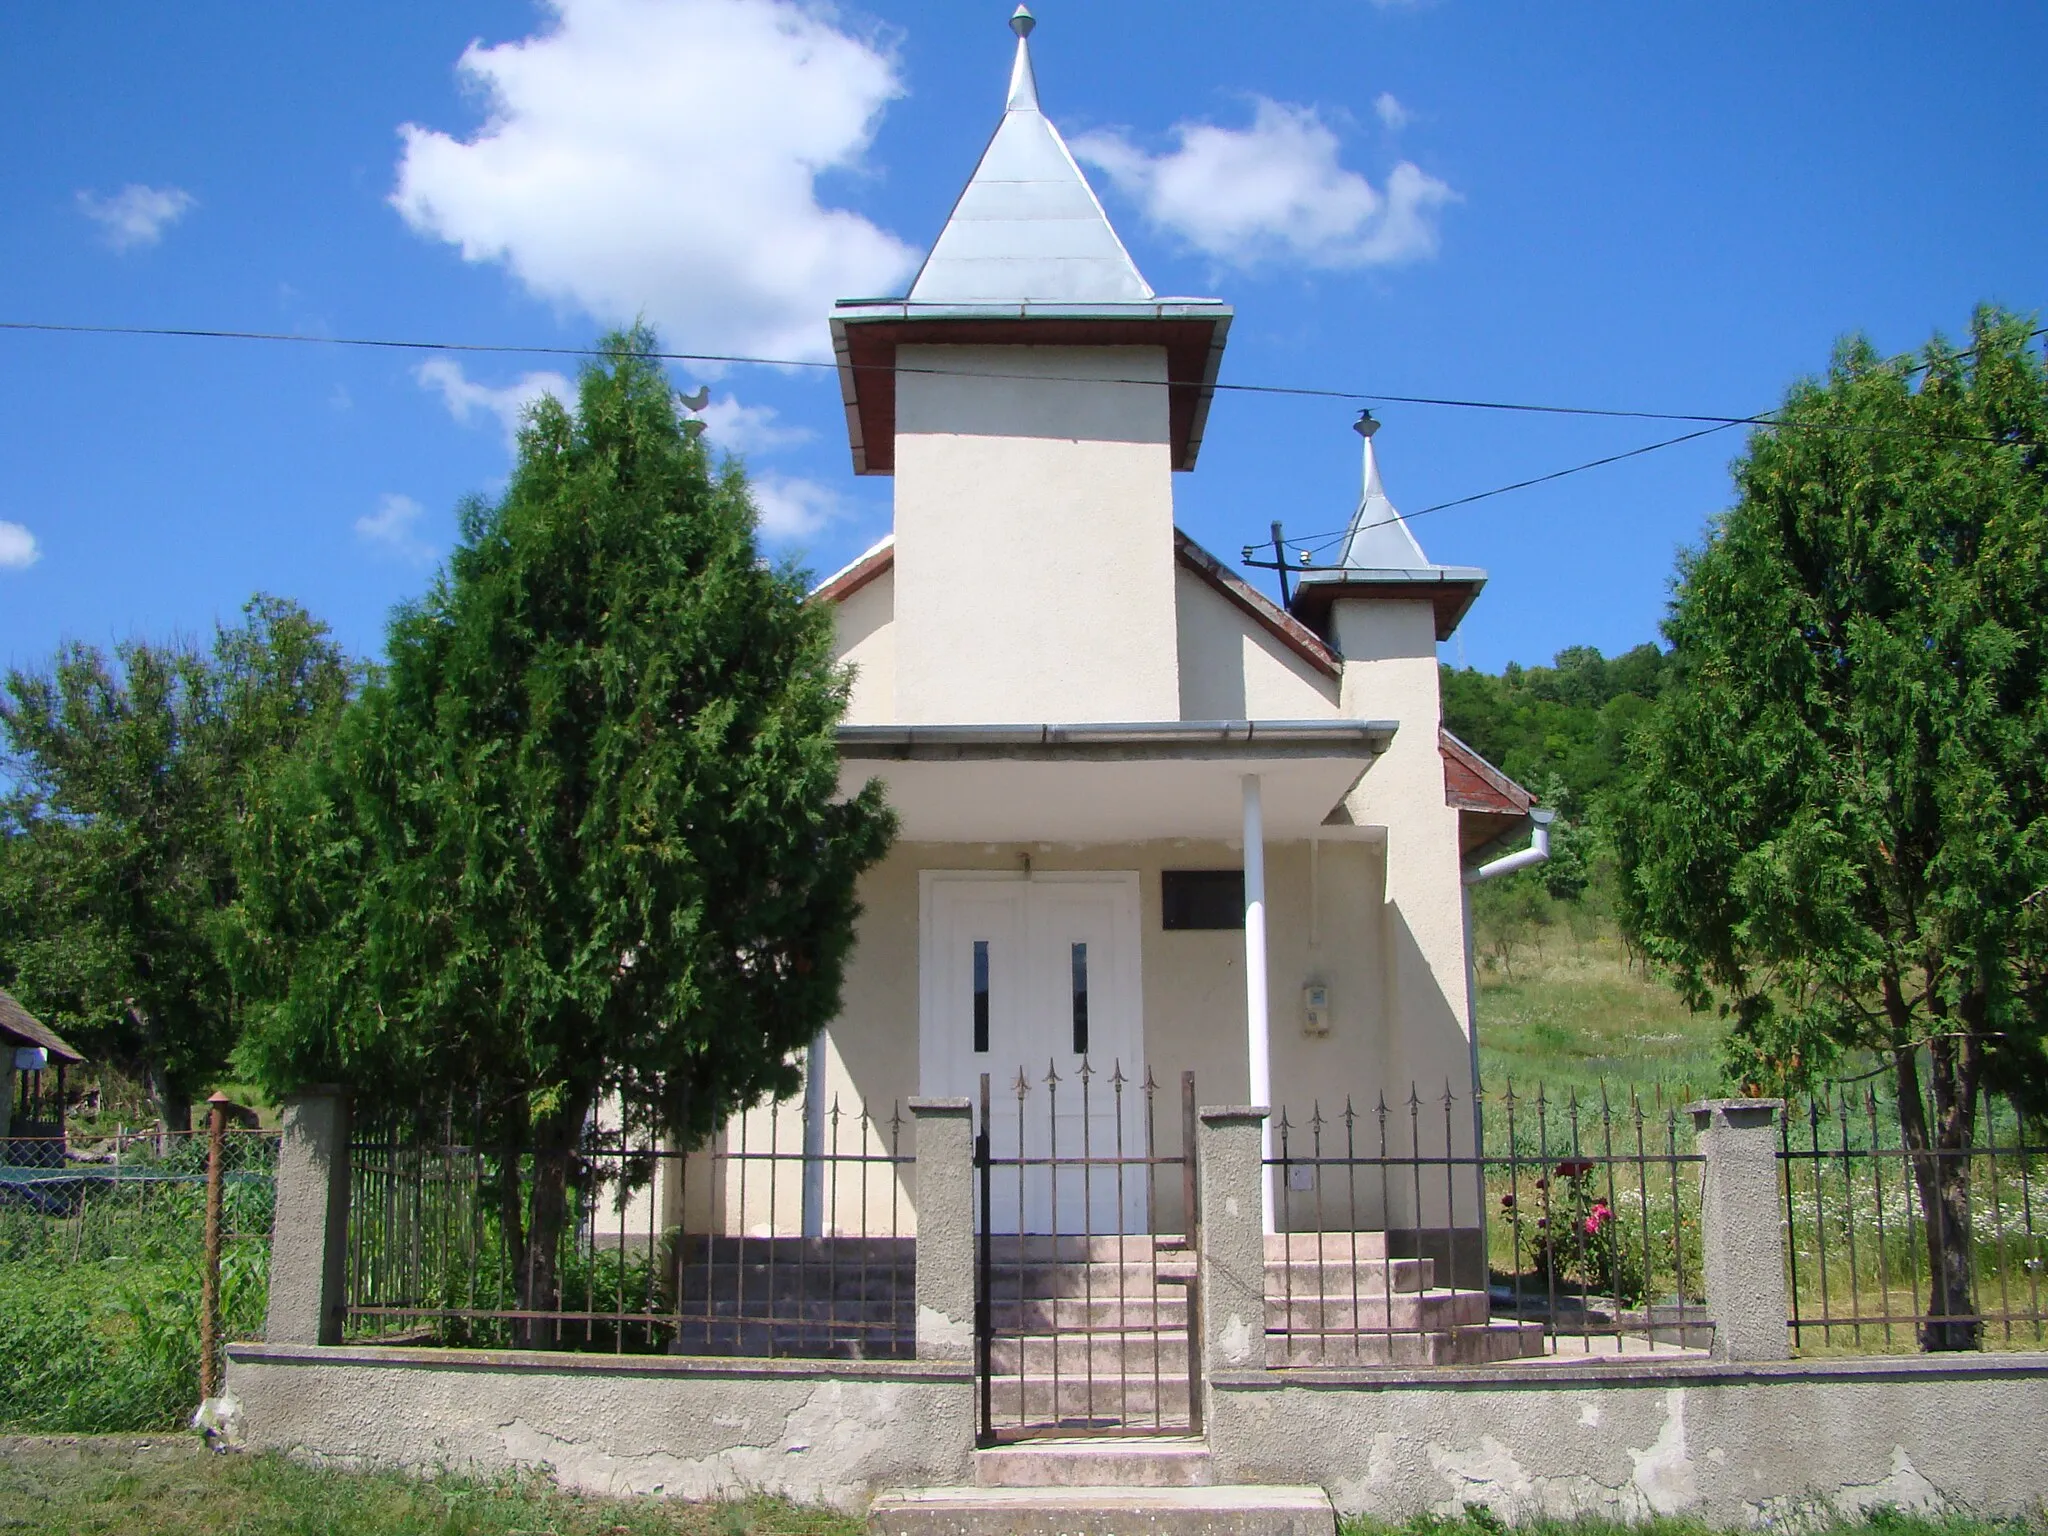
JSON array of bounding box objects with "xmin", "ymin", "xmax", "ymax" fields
[
  {"xmin": 1612, "ymin": 308, "xmax": 2048, "ymax": 1350},
  {"xmin": 230, "ymin": 330, "xmax": 894, "ymax": 1334}
]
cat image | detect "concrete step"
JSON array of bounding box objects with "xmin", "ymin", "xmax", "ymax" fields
[
  {"xmin": 868, "ymin": 1484, "xmax": 1334, "ymax": 1536},
  {"xmin": 1262, "ymin": 1232, "xmax": 1393, "ymax": 1261},
  {"xmin": 980, "ymin": 1236, "xmax": 1189, "ymax": 1263},
  {"xmin": 1264, "ymin": 1256, "xmax": 1433, "ymax": 1293},
  {"xmin": 991, "ymin": 1294, "xmax": 1189, "ymax": 1331},
  {"xmin": 985, "ymin": 1262, "xmax": 1193, "ymax": 1297},
  {"xmin": 973, "ymin": 1437, "xmax": 1213, "ymax": 1488},
  {"xmin": 985, "ymin": 1374, "xmax": 1191, "ymax": 1430},
  {"xmin": 1264, "ymin": 1319, "xmax": 1547, "ymax": 1368},
  {"xmin": 987, "ymin": 1329, "xmax": 1190, "ymax": 1375},
  {"xmin": 1267, "ymin": 1287, "xmax": 1490, "ymax": 1332}
]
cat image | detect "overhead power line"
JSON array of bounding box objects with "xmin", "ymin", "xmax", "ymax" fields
[
  {"xmin": 1, "ymin": 318, "xmax": 2039, "ymax": 446},
  {"xmin": 1288, "ymin": 422, "xmax": 1746, "ymax": 557}
]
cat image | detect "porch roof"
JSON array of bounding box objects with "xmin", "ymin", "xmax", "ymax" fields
[{"xmin": 837, "ymin": 719, "xmax": 1393, "ymax": 842}]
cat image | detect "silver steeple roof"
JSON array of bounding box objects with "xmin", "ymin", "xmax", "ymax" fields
[
  {"xmin": 1336, "ymin": 425, "xmax": 1436, "ymax": 572},
  {"xmin": 904, "ymin": 6, "xmax": 1155, "ymax": 305}
]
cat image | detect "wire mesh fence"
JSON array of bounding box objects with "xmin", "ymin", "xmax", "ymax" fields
[
  {"xmin": 1268, "ymin": 1082, "xmax": 1707, "ymax": 1365},
  {"xmin": 1, "ymin": 1126, "xmax": 277, "ymax": 1274},
  {"xmin": 345, "ymin": 1092, "xmax": 913, "ymax": 1357},
  {"xmin": 1780, "ymin": 1080, "xmax": 2046, "ymax": 1354},
  {"xmin": 0, "ymin": 1124, "xmax": 279, "ymax": 1429}
]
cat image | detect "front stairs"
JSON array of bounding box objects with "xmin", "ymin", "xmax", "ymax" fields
[
  {"xmin": 870, "ymin": 1232, "xmax": 1544, "ymax": 1534},
  {"xmin": 1260, "ymin": 1233, "xmax": 1546, "ymax": 1367},
  {"xmin": 979, "ymin": 1231, "xmax": 1542, "ymax": 1430},
  {"xmin": 869, "ymin": 1440, "xmax": 1335, "ymax": 1536}
]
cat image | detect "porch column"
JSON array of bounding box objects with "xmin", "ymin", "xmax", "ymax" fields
[{"xmin": 1241, "ymin": 774, "xmax": 1275, "ymax": 1233}]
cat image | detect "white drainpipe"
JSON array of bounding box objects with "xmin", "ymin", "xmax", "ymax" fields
[
  {"xmin": 1462, "ymin": 807, "xmax": 1554, "ymax": 888},
  {"xmin": 1460, "ymin": 808, "xmax": 1554, "ymax": 1230},
  {"xmin": 1242, "ymin": 773, "xmax": 1275, "ymax": 1234}
]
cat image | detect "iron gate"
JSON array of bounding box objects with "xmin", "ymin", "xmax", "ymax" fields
[{"xmin": 974, "ymin": 1063, "xmax": 1201, "ymax": 1442}]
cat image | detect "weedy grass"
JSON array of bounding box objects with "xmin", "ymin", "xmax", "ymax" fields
[
  {"xmin": 1472, "ymin": 924, "xmax": 1719, "ymax": 1102},
  {"xmin": 0, "ymin": 1438, "xmax": 866, "ymax": 1536},
  {"xmin": 1340, "ymin": 1508, "xmax": 2047, "ymax": 1536}
]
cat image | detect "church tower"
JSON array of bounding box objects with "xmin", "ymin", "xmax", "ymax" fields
[{"xmin": 830, "ymin": 7, "xmax": 1233, "ymax": 724}]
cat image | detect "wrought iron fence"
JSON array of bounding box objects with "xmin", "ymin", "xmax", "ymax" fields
[
  {"xmin": 345, "ymin": 1092, "xmax": 913, "ymax": 1357},
  {"xmin": 1268, "ymin": 1082, "xmax": 1707, "ymax": 1365},
  {"xmin": 1780, "ymin": 1080, "xmax": 2046, "ymax": 1353},
  {"xmin": 974, "ymin": 1061, "xmax": 1198, "ymax": 1442}
]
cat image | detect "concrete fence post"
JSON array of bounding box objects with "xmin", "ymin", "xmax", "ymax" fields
[
  {"xmin": 265, "ymin": 1088, "xmax": 352, "ymax": 1347},
  {"xmin": 1196, "ymin": 1106, "xmax": 1270, "ymax": 1382},
  {"xmin": 908, "ymin": 1097, "xmax": 974, "ymax": 1361},
  {"xmin": 1688, "ymin": 1097, "xmax": 1789, "ymax": 1362}
]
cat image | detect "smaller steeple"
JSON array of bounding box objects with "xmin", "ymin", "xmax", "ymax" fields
[
  {"xmin": 1336, "ymin": 411, "xmax": 1435, "ymax": 572},
  {"xmin": 1289, "ymin": 411, "xmax": 1489, "ymax": 641}
]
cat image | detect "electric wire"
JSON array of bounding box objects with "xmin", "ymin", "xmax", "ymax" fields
[
  {"xmin": 1286, "ymin": 422, "xmax": 1746, "ymax": 560},
  {"xmin": 4, "ymin": 316, "xmax": 2040, "ymax": 568},
  {"xmin": 1, "ymin": 317, "xmax": 2038, "ymax": 444}
]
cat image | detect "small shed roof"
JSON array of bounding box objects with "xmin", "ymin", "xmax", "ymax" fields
[{"xmin": 0, "ymin": 989, "xmax": 84, "ymax": 1064}]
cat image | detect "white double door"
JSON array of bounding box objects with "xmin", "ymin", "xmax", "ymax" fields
[{"xmin": 920, "ymin": 872, "xmax": 1146, "ymax": 1234}]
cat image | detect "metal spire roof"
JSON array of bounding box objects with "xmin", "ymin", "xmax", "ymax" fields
[
  {"xmin": 1336, "ymin": 422, "xmax": 1435, "ymax": 571},
  {"xmin": 1290, "ymin": 414, "xmax": 1488, "ymax": 640},
  {"xmin": 904, "ymin": 6, "xmax": 1155, "ymax": 305}
]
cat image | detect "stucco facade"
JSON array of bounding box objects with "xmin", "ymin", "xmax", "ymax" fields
[{"xmin": 790, "ymin": 6, "xmax": 1521, "ymax": 1241}]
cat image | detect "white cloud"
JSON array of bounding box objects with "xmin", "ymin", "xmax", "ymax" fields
[
  {"xmin": 76, "ymin": 184, "xmax": 196, "ymax": 251},
  {"xmin": 356, "ymin": 494, "xmax": 437, "ymax": 565},
  {"xmin": 416, "ymin": 358, "xmax": 575, "ymax": 447},
  {"xmin": 698, "ymin": 394, "xmax": 810, "ymax": 454},
  {"xmin": 749, "ymin": 473, "xmax": 839, "ymax": 540},
  {"xmin": 0, "ymin": 522, "xmax": 41, "ymax": 570},
  {"xmin": 391, "ymin": 0, "xmax": 918, "ymax": 363},
  {"xmin": 1075, "ymin": 99, "xmax": 1456, "ymax": 270},
  {"xmin": 1374, "ymin": 92, "xmax": 1411, "ymax": 130}
]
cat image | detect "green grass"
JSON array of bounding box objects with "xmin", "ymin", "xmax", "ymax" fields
[
  {"xmin": 0, "ymin": 1443, "xmax": 2036, "ymax": 1536},
  {"xmin": 1472, "ymin": 922, "xmax": 1721, "ymax": 1103},
  {"xmin": 0, "ymin": 1438, "xmax": 865, "ymax": 1536}
]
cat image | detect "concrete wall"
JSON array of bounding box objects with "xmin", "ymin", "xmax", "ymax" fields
[
  {"xmin": 1335, "ymin": 598, "xmax": 1475, "ymax": 1155},
  {"xmin": 1174, "ymin": 566, "xmax": 1339, "ymax": 720},
  {"xmin": 834, "ymin": 564, "xmax": 895, "ymax": 725},
  {"xmin": 892, "ymin": 345, "xmax": 1180, "ymax": 724},
  {"xmin": 1208, "ymin": 1356, "xmax": 2048, "ymax": 1525},
  {"xmin": 226, "ymin": 1343, "xmax": 973, "ymax": 1511}
]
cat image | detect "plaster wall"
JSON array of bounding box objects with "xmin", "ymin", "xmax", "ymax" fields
[
  {"xmin": 833, "ymin": 566, "xmax": 895, "ymax": 724},
  {"xmin": 1173, "ymin": 567, "xmax": 1340, "ymax": 721},
  {"xmin": 890, "ymin": 346, "xmax": 1180, "ymax": 724},
  {"xmin": 1334, "ymin": 600, "xmax": 1475, "ymax": 1131},
  {"xmin": 225, "ymin": 1344, "xmax": 972, "ymax": 1511},
  {"xmin": 818, "ymin": 835, "xmax": 1463, "ymax": 1233},
  {"xmin": 1208, "ymin": 1357, "xmax": 2048, "ymax": 1525}
]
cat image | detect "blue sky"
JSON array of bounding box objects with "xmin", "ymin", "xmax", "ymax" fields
[{"xmin": 2, "ymin": 1, "xmax": 2043, "ymax": 677}]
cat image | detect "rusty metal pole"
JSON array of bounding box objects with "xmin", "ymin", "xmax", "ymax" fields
[{"xmin": 199, "ymin": 1092, "xmax": 230, "ymax": 1402}]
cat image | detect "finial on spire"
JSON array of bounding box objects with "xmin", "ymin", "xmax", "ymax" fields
[
  {"xmin": 1352, "ymin": 408, "xmax": 1380, "ymax": 440},
  {"xmin": 1006, "ymin": 6, "xmax": 1039, "ymax": 111}
]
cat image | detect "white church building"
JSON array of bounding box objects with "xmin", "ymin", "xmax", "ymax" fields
[{"xmin": 728, "ymin": 7, "xmax": 1538, "ymax": 1244}]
